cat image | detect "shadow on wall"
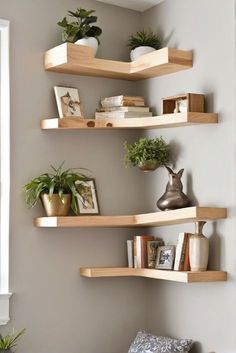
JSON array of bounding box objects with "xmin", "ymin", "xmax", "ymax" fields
[{"xmin": 208, "ymin": 222, "xmax": 222, "ymax": 271}]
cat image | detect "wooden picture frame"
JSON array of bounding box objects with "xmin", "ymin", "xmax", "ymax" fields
[
  {"xmin": 54, "ymin": 86, "xmax": 84, "ymax": 118},
  {"xmin": 155, "ymin": 245, "xmax": 175, "ymax": 270},
  {"xmin": 75, "ymin": 179, "xmax": 100, "ymax": 215}
]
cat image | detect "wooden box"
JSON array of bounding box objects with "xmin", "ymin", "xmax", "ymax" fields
[{"xmin": 162, "ymin": 93, "xmax": 205, "ymax": 114}]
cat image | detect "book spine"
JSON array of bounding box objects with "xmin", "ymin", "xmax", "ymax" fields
[
  {"xmin": 133, "ymin": 237, "xmax": 137, "ymax": 268},
  {"xmin": 127, "ymin": 240, "xmax": 134, "ymax": 268},
  {"xmin": 174, "ymin": 233, "xmax": 187, "ymax": 271}
]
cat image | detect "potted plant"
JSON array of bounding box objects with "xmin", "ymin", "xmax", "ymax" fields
[
  {"xmin": 124, "ymin": 137, "xmax": 170, "ymax": 172},
  {"xmin": 0, "ymin": 328, "xmax": 25, "ymax": 352},
  {"xmin": 58, "ymin": 7, "xmax": 102, "ymax": 56},
  {"xmin": 24, "ymin": 163, "xmax": 89, "ymax": 216},
  {"xmin": 128, "ymin": 29, "xmax": 162, "ymax": 61}
]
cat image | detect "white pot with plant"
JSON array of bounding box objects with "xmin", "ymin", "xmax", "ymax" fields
[
  {"xmin": 57, "ymin": 8, "xmax": 102, "ymax": 56},
  {"xmin": 128, "ymin": 30, "xmax": 162, "ymax": 61},
  {"xmin": 124, "ymin": 137, "xmax": 171, "ymax": 172}
]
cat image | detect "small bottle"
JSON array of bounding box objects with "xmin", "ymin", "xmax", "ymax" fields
[{"xmin": 189, "ymin": 221, "xmax": 209, "ymax": 271}]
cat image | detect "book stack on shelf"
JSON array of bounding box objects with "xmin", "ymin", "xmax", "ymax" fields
[
  {"xmin": 127, "ymin": 235, "xmax": 164, "ymax": 269},
  {"xmin": 95, "ymin": 95, "xmax": 153, "ymax": 119},
  {"xmin": 174, "ymin": 233, "xmax": 191, "ymax": 271},
  {"xmin": 127, "ymin": 232, "xmax": 192, "ymax": 271}
]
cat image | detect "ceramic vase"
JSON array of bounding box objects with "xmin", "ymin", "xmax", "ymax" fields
[
  {"xmin": 130, "ymin": 46, "xmax": 156, "ymax": 61},
  {"xmin": 189, "ymin": 221, "xmax": 209, "ymax": 271}
]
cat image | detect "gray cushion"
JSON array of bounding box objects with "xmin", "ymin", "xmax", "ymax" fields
[{"xmin": 128, "ymin": 330, "xmax": 193, "ymax": 353}]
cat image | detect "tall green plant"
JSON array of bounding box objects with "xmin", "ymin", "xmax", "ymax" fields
[
  {"xmin": 23, "ymin": 163, "xmax": 89, "ymax": 214},
  {"xmin": 0, "ymin": 328, "xmax": 25, "ymax": 351},
  {"xmin": 128, "ymin": 30, "xmax": 162, "ymax": 50},
  {"xmin": 124, "ymin": 137, "xmax": 170, "ymax": 168},
  {"xmin": 58, "ymin": 8, "xmax": 102, "ymax": 43}
]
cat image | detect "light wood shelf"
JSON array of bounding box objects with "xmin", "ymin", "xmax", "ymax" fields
[
  {"xmin": 80, "ymin": 267, "xmax": 227, "ymax": 283},
  {"xmin": 34, "ymin": 206, "xmax": 227, "ymax": 228},
  {"xmin": 40, "ymin": 112, "xmax": 218, "ymax": 130},
  {"xmin": 44, "ymin": 43, "xmax": 193, "ymax": 81}
]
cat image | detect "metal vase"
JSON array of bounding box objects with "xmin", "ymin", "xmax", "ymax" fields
[{"xmin": 41, "ymin": 194, "xmax": 71, "ymax": 217}]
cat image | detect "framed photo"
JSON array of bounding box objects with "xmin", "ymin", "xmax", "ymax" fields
[
  {"xmin": 54, "ymin": 86, "xmax": 83, "ymax": 118},
  {"xmin": 75, "ymin": 179, "xmax": 99, "ymax": 215},
  {"xmin": 155, "ymin": 245, "xmax": 175, "ymax": 270}
]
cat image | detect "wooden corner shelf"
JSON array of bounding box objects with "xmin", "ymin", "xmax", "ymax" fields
[
  {"xmin": 80, "ymin": 267, "xmax": 227, "ymax": 283},
  {"xmin": 44, "ymin": 43, "xmax": 193, "ymax": 81},
  {"xmin": 40, "ymin": 112, "xmax": 218, "ymax": 130},
  {"xmin": 34, "ymin": 206, "xmax": 227, "ymax": 228}
]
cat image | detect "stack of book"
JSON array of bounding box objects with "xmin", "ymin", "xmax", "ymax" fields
[
  {"xmin": 127, "ymin": 236, "xmax": 164, "ymax": 269},
  {"xmin": 173, "ymin": 232, "xmax": 192, "ymax": 271},
  {"xmin": 96, "ymin": 95, "xmax": 153, "ymax": 119}
]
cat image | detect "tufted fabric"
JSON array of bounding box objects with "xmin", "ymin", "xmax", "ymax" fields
[{"xmin": 128, "ymin": 330, "xmax": 193, "ymax": 353}]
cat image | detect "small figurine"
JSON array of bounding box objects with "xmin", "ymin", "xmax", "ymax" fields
[{"xmin": 157, "ymin": 167, "xmax": 191, "ymax": 211}]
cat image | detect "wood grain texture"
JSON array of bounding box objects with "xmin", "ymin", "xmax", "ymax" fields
[
  {"xmin": 40, "ymin": 113, "xmax": 218, "ymax": 130},
  {"xmin": 79, "ymin": 267, "xmax": 227, "ymax": 283},
  {"xmin": 44, "ymin": 44, "xmax": 193, "ymax": 81},
  {"xmin": 34, "ymin": 206, "xmax": 227, "ymax": 228}
]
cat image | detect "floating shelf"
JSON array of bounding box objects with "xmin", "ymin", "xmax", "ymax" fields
[
  {"xmin": 80, "ymin": 267, "xmax": 227, "ymax": 283},
  {"xmin": 44, "ymin": 43, "xmax": 193, "ymax": 81},
  {"xmin": 40, "ymin": 112, "xmax": 218, "ymax": 130},
  {"xmin": 34, "ymin": 207, "xmax": 227, "ymax": 228}
]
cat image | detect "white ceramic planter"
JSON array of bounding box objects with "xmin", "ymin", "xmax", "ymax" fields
[
  {"xmin": 130, "ymin": 46, "xmax": 156, "ymax": 61},
  {"xmin": 75, "ymin": 37, "xmax": 98, "ymax": 56}
]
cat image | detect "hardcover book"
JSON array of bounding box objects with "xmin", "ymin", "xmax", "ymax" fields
[
  {"xmin": 101, "ymin": 95, "xmax": 145, "ymax": 108},
  {"xmin": 95, "ymin": 111, "xmax": 152, "ymax": 119},
  {"xmin": 174, "ymin": 232, "xmax": 188, "ymax": 271},
  {"xmin": 134, "ymin": 235, "xmax": 154, "ymax": 268},
  {"xmin": 127, "ymin": 240, "xmax": 134, "ymax": 268}
]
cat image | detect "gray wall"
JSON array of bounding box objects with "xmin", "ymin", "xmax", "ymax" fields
[
  {"xmin": 141, "ymin": 1, "xmax": 236, "ymax": 352},
  {"xmin": 0, "ymin": 1, "xmax": 149, "ymax": 353},
  {"xmin": 0, "ymin": 0, "xmax": 235, "ymax": 352}
]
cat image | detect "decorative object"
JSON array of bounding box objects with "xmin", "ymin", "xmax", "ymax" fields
[
  {"xmin": 128, "ymin": 29, "xmax": 162, "ymax": 61},
  {"xmin": 54, "ymin": 86, "xmax": 83, "ymax": 118},
  {"xmin": 162, "ymin": 93, "xmax": 205, "ymax": 114},
  {"xmin": 155, "ymin": 245, "xmax": 175, "ymax": 270},
  {"xmin": 57, "ymin": 8, "xmax": 102, "ymax": 56},
  {"xmin": 128, "ymin": 330, "xmax": 193, "ymax": 353},
  {"xmin": 147, "ymin": 239, "xmax": 164, "ymax": 268},
  {"xmin": 189, "ymin": 221, "xmax": 209, "ymax": 271},
  {"xmin": 75, "ymin": 179, "xmax": 99, "ymax": 215},
  {"xmin": 124, "ymin": 137, "xmax": 170, "ymax": 172},
  {"xmin": 24, "ymin": 163, "xmax": 89, "ymax": 216},
  {"xmin": 0, "ymin": 329, "xmax": 26, "ymax": 352},
  {"xmin": 157, "ymin": 167, "xmax": 191, "ymax": 211}
]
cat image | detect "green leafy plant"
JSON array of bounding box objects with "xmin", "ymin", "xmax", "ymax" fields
[
  {"xmin": 128, "ymin": 29, "xmax": 162, "ymax": 50},
  {"xmin": 0, "ymin": 328, "xmax": 25, "ymax": 351},
  {"xmin": 58, "ymin": 8, "xmax": 102, "ymax": 43},
  {"xmin": 23, "ymin": 163, "xmax": 89, "ymax": 214},
  {"xmin": 124, "ymin": 137, "xmax": 170, "ymax": 168}
]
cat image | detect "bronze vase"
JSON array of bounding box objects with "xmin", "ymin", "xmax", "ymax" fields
[{"xmin": 41, "ymin": 194, "xmax": 71, "ymax": 216}]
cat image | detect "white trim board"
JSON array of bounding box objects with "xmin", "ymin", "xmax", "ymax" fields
[
  {"xmin": 0, "ymin": 19, "xmax": 11, "ymax": 325},
  {"xmin": 96, "ymin": 0, "xmax": 164, "ymax": 12}
]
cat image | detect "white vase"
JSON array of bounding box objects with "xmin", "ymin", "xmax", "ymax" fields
[
  {"xmin": 130, "ymin": 46, "xmax": 156, "ymax": 61},
  {"xmin": 189, "ymin": 221, "xmax": 209, "ymax": 272},
  {"xmin": 75, "ymin": 37, "xmax": 98, "ymax": 57}
]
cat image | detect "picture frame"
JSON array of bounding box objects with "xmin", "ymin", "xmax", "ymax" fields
[
  {"xmin": 75, "ymin": 179, "xmax": 100, "ymax": 215},
  {"xmin": 155, "ymin": 245, "xmax": 175, "ymax": 270},
  {"xmin": 54, "ymin": 86, "xmax": 84, "ymax": 118}
]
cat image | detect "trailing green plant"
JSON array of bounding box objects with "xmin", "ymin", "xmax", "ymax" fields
[
  {"xmin": 124, "ymin": 137, "xmax": 170, "ymax": 168},
  {"xmin": 128, "ymin": 29, "xmax": 162, "ymax": 50},
  {"xmin": 0, "ymin": 328, "xmax": 25, "ymax": 351},
  {"xmin": 58, "ymin": 8, "xmax": 102, "ymax": 43},
  {"xmin": 23, "ymin": 163, "xmax": 90, "ymax": 214}
]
